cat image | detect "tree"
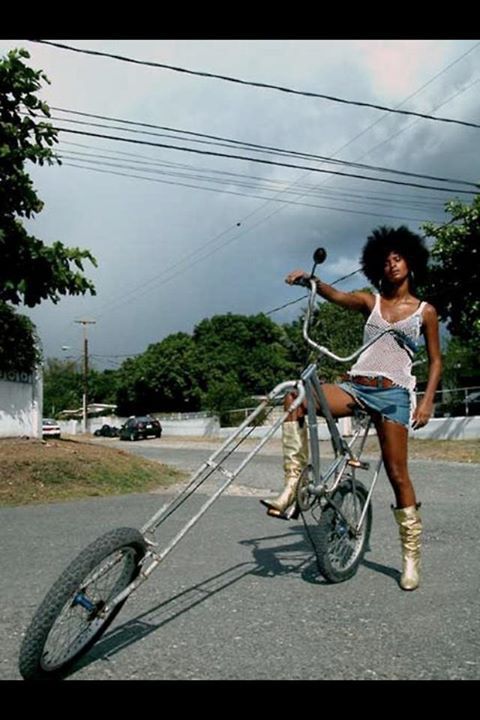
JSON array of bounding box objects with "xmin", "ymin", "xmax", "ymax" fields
[
  {"xmin": 203, "ymin": 372, "xmax": 249, "ymax": 425},
  {"xmin": 193, "ymin": 313, "xmax": 296, "ymax": 401},
  {"xmin": 43, "ymin": 359, "xmax": 119, "ymax": 416},
  {"xmin": 42, "ymin": 358, "xmax": 83, "ymax": 416},
  {"xmin": 441, "ymin": 336, "xmax": 478, "ymax": 390},
  {"xmin": 0, "ymin": 48, "xmax": 97, "ymax": 307},
  {"xmin": 115, "ymin": 333, "xmax": 203, "ymax": 415},
  {"xmin": 88, "ymin": 369, "xmax": 118, "ymax": 407},
  {"xmin": 422, "ymin": 195, "xmax": 480, "ymax": 346},
  {"xmin": 113, "ymin": 314, "xmax": 296, "ymax": 416},
  {"xmin": 0, "ymin": 302, "xmax": 40, "ymax": 374}
]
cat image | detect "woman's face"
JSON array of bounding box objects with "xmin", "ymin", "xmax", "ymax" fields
[{"xmin": 383, "ymin": 251, "xmax": 409, "ymax": 284}]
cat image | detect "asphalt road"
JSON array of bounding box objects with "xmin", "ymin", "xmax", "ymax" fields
[{"xmin": 1, "ymin": 438, "xmax": 479, "ymax": 681}]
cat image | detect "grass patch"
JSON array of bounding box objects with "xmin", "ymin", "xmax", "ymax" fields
[
  {"xmin": 360, "ymin": 437, "xmax": 480, "ymax": 464},
  {"xmin": 0, "ymin": 437, "xmax": 185, "ymax": 507}
]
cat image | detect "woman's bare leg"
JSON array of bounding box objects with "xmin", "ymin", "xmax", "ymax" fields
[
  {"xmin": 374, "ymin": 416, "xmax": 422, "ymax": 590},
  {"xmin": 373, "ymin": 416, "xmax": 416, "ymax": 508},
  {"xmin": 261, "ymin": 384, "xmax": 359, "ymax": 517},
  {"xmin": 284, "ymin": 383, "xmax": 359, "ymax": 420}
]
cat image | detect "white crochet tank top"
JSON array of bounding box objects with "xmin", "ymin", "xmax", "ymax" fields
[{"xmin": 349, "ymin": 294, "xmax": 426, "ymax": 392}]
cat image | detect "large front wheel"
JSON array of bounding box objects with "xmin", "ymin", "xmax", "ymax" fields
[
  {"xmin": 19, "ymin": 527, "xmax": 147, "ymax": 680},
  {"xmin": 309, "ymin": 479, "xmax": 372, "ymax": 583}
]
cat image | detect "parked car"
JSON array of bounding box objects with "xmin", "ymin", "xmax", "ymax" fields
[
  {"xmin": 94, "ymin": 424, "xmax": 120, "ymax": 438},
  {"xmin": 465, "ymin": 391, "xmax": 480, "ymax": 415},
  {"xmin": 119, "ymin": 416, "xmax": 162, "ymax": 441},
  {"xmin": 42, "ymin": 418, "xmax": 61, "ymax": 439}
]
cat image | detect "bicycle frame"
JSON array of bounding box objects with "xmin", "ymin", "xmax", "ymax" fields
[
  {"xmin": 97, "ymin": 279, "xmax": 408, "ymax": 613},
  {"xmin": 21, "ymin": 257, "xmax": 430, "ymax": 682}
]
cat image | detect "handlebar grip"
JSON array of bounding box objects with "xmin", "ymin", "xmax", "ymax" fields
[{"xmin": 292, "ymin": 275, "xmax": 314, "ymax": 288}]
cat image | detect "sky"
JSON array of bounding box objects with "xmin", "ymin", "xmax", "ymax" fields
[{"xmin": 1, "ymin": 38, "xmax": 479, "ymax": 371}]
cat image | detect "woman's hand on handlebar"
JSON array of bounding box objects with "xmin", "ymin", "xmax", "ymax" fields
[{"xmin": 285, "ymin": 269, "xmax": 313, "ymax": 287}]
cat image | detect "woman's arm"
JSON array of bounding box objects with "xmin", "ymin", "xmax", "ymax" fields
[
  {"xmin": 412, "ymin": 303, "xmax": 442, "ymax": 430},
  {"xmin": 285, "ymin": 269, "xmax": 374, "ymax": 314}
]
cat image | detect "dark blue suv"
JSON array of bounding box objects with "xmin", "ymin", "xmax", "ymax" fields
[{"xmin": 119, "ymin": 415, "xmax": 162, "ymax": 441}]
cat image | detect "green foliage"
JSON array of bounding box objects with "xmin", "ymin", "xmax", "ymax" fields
[
  {"xmin": 0, "ymin": 48, "xmax": 97, "ymax": 306},
  {"xmin": 110, "ymin": 306, "xmax": 367, "ymax": 417},
  {"xmin": 203, "ymin": 372, "xmax": 250, "ymax": 425},
  {"xmin": 110, "ymin": 305, "xmax": 368, "ymax": 416},
  {"xmin": 193, "ymin": 313, "xmax": 296, "ymax": 402},
  {"xmin": 43, "ymin": 359, "xmax": 119, "ymax": 416},
  {"xmin": 115, "ymin": 333, "xmax": 203, "ymax": 416},
  {"xmin": 114, "ymin": 314, "xmax": 296, "ymax": 416},
  {"xmin": 42, "ymin": 358, "xmax": 83, "ymax": 416},
  {"xmin": 0, "ymin": 302, "xmax": 40, "ymax": 374},
  {"xmin": 88, "ymin": 369, "xmax": 118, "ymax": 406},
  {"xmin": 441, "ymin": 336, "xmax": 479, "ymax": 389},
  {"xmin": 422, "ymin": 195, "xmax": 480, "ymax": 346}
]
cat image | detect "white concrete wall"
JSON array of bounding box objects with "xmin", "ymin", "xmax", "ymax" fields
[
  {"xmin": 161, "ymin": 417, "xmax": 221, "ymax": 436},
  {"xmin": 408, "ymin": 415, "xmax": 480, "ymax": 440},
  {"xmin": 59, "ymin": 412, "xmax": 480, "ymax": 441},
  {"xmin": 0, "ymin": 367, "xmax": 42, "ymax": 438},
  {"xmin": 186, "ymin": 415, "xmax": 480, "ymax": 441},
  {"xmin": 218, "ymin": 416, "xmax": 349, "ymax": 440},
  {"xmin": 59, "ymin": 415, "xmax": 221, "ymax": 437}
]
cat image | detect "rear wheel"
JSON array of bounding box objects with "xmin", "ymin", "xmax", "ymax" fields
[
  {"xmin": 307, "ymin": 478, "xmax": 371, "ymax": 583},
  {"xmin": 19, "ymin": 527, "xmax": 146, "ymax": 680}
]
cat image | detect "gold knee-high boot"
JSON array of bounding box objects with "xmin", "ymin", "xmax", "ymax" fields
[
  {"xmin": 260, "ymin": 420, "xmax": 308, "ymax": 518},
  {"xmin": 392, "ymin": 504, "xmax": 422, "ymax": 591}
]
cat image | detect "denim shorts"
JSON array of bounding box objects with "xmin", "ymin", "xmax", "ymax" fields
[{"xmin": 338, "ymin": 381, "xmax": 411, "ymax": 427}]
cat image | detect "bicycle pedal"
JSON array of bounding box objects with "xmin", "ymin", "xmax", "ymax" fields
[
  {"xmin": 285, "ymin": 504, "xmax": 300, "ymax": 520},
  {"xmin": 347, "ymin": 458, "xmax": 370, "ymax": 470}
]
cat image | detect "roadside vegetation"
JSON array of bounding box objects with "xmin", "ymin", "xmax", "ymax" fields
[{"xmin": 0, "ymin": 437, "xmax": 185, "ymax": 507}]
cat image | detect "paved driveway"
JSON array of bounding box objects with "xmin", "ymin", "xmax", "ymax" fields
[{"xmin": 1, "ymin": 441, "xmax": 479, "ymax": 680}]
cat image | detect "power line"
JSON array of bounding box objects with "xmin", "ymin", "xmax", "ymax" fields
[
  {"xmin": 56, "ymin": 141, "xmax": 452, "ymax": 201},
  {"xmin": 309, "ymin": 42, "xmax": 480, "ymax": 161},
  {"xmin": 55, "ymin": 127, "xmax": 479, "ymax": 195},
  {"xmin": 31, "ymin": 39, "xmax": 480, "ymax": 130},
  {"xmin": 78, "ymin": 268, "xmax": 366, "ymax": 363},
  {"xmin": 264, "ymin": 268, "xmax": 363, "ymax": 316},
  {"xmin": 50, "ymin": 43, "xmax": 476, "ymax": 330},
  {"xmin": 63, "ymin": 161, "xmax": 445, "ymax": 223},
  {"xmin": 47, "ymin": 107, "xmax": 479, "ymax": 188},
  {"xmin": 207, "ymin": 41, "xmax": 480, "ymax": 251},
  {"xmin": 359, "ymin": 77, "xmax": 480, "ymax": 166},
  {"xmin": 58, "ymin": 148, "xmax": 445, "ymax": 212},
  {"xmin": 41, "ymin": 41, "xmax": 479, "ymax": 353}
]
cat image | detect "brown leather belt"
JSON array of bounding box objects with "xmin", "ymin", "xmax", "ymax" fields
[{"xmin": 350, "ymin": 375, "xmax": 394, "ymax": 389}]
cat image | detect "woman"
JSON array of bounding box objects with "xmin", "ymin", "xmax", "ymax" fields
[{"xmin": 261, "ymin": 226, "xmax": 442, "ymax": 591}]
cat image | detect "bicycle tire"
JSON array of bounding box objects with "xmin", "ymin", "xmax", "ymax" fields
[
  {"xmin": 309, "ymin": 479, "xmax": 372, "ymax": 583},
  {"xmin": 19, "ymin": 527, "xmax": 147, "ymax": 680}
]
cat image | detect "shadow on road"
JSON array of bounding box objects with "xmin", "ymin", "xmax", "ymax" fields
[{"xmin": 67, "ymin": 523, "xmax": 397, "ymax": 679}]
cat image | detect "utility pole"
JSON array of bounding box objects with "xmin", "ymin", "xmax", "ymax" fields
[{"xmin": 75, "ymin": 319, "xmax": 96, "ymax": 433}]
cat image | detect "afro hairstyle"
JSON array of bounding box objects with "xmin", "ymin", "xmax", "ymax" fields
[{"xmin": 360, "ymin": 225, "xmax": 429, "ymax": 290}]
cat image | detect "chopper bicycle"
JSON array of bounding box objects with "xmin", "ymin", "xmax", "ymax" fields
[{"xmin": 19, "ymin": 248, "xmax": 412, "ymax": 680}]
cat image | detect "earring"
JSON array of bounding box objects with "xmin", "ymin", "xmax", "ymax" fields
[{"xmin": 409, "ymin": 270, "xmax": 416, "ymax": 285}]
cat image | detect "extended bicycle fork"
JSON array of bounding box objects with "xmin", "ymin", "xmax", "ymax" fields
[
  {"xmin": 94, "ymin": 379, "xmax": 307, "ymax": 618},
  {"xmin": 76, "ymin": 372, "xmax": 383, "ymax": 620}
]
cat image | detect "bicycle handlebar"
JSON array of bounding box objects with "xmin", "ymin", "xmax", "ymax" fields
[{"xmin": 298, "ymin": 277, "xmax": 416, "ymax": 364}]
